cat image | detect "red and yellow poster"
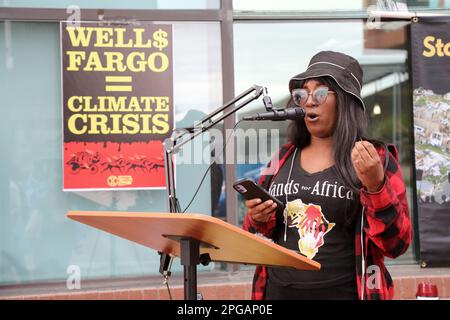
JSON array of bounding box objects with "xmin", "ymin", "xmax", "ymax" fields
[{"xmin": 61, "ymin": 22, "xmax": 173, "ymax": 190}]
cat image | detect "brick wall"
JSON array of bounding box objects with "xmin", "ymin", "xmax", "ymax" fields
[
  {"xmin": 2, "ymin": 278, "xmax": 450, "ymax": 300},
  {"xmin": 1, "ymin": 282, "xmax": 253, "ymax": 300},
  {"xmin": 2, "ymin": 266, "xmax": 450, "ymax": 300}
]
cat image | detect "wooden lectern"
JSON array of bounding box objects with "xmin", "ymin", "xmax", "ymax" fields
[{"xmin": 67, "ymin": 211, "xmax": 320, "ymax": 300}]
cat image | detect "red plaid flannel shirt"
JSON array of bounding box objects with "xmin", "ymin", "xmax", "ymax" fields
[{"xmin": 243, "ymin": 142, "xmax": 412, "ymax": 300}]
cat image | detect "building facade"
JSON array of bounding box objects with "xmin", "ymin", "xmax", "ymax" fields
[{"xmin": 1, "ymin": 0, "xmax": 450, "ymax": 299}]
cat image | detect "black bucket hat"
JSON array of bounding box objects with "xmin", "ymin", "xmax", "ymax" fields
[{"xmin": 289, "ymin": 51, "xmax": 365, "ymax": 111}]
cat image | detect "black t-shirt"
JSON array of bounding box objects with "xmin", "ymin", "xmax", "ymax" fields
[{"xmin": 266, "ymin": 148, "xmax": 358, "ymax": 297}]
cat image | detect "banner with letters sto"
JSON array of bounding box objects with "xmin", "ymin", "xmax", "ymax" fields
[
  {"xmin": 411, "ymin": 17, "xmax": 450, "ymax": 267},
  {"xmin": 61, "ymin": 22, "xmax": 173, "ymax": 191}
]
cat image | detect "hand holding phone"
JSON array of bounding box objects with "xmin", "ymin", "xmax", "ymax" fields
[{"xmin": 233, "ymin": 178, "xmax": 284, "ymax": 223}]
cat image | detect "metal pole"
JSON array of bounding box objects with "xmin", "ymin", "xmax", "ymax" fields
[
  {"xmin": 369, "ymin": 10, "xmax": 450, "ymax": 20},
  {"xmin": 180, "ymin": 238, "xmax": 200, "ymax": 300}
]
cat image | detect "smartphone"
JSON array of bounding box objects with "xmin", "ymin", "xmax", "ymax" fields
[{"xmin": 233, "ymin": 178, "xmax": 285, "ymax": 211}]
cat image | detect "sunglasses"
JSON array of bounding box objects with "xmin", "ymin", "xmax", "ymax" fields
[{"xmin": 291, "ymin": 87, "xmax": 335, "ymax": 107}]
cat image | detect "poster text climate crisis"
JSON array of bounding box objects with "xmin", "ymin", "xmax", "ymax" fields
[
  {"xmin": 61, "ymin": 22, "xmax": 173, "ymax": 190},
  {"xmin": 63, "ymin": 24, "xmax": 173, "ymax": 142}
]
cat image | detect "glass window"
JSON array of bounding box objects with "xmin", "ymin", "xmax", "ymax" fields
[
  {"xmin": 0, "ymin": 21, "xmax": 222, "ymax": 285},
  {"xmin": 409, "ymin": 0, "xmax": 450, "ymax": 9},
  {"xmin": 233, "ymin": 20, "xmax": 416, "ymax": 262},
  {"xmin": 0, "ymin": 0, "xmax": 220, "ymax": 9},
  {"xmin": 233, "ymin": 0, "xmax": 365, "ymax": 11},
  {"xmin": 233, "ymin": 0, "xmax": 450, "ymax": 11}
]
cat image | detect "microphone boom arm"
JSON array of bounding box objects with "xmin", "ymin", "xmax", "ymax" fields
[{"xmin": 160, "ymin": 84, "xmax": 266, "ymax": 280}]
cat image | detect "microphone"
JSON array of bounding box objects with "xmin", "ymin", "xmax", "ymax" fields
[{"xmin": 243, "ymin": 107, "xmax": 305, "ymax": 121}]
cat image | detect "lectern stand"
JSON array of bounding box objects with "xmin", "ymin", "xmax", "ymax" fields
[{"xmin": 67, "ymin": 211, "xmax": 321, "ymax": 300}]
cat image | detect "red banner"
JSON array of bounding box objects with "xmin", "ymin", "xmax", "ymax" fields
[{"xmin": 61, "ymin": 22, "xmax": 173, "ymax": 190}]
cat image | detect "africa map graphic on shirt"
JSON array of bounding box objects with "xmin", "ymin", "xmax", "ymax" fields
[{"xmin": 285, "ymin": 199, "xmax": 335, "ymax": 259}]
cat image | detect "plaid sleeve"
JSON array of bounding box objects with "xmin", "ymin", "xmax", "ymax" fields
[
  {"xmin": 243, "ymin": 209, "xmax": 277, "ymax": 237},
  {"xmin": 359, "ymin": 144, "xmax": 412, "ymax": 259}
]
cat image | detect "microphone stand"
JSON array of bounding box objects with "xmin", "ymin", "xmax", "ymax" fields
[{"xmin": 159, "ymin": 85, "xmax": 268, "ymax": 298}]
